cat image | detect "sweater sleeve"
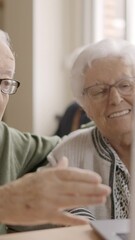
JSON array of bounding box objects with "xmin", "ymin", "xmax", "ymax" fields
[
  {"xmin": 0, "ymin": 122, "xmax": 60, "ymax": 182},
  {"xmin": 67, "ymin": 208, "xmax": 95, "ymax": 221}
]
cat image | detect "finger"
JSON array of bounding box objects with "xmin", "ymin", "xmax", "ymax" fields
[
  {"xmin": 49, "ymin": 211, "xmax": 89, "ymax": 226},
  {"xmin": 56, "ymin": 168, "xmax": 102, "ymax": 184},
  {"xmin": 57, "ymin": 156, "xmax": 68, "ymax": 168},
  {"xmin": 64, "ymin": 196, "xmax": 107, "ymax": 208},
  {"xmin": 58, "ymin": 182, "xmax": 111, "ymax": 196}
]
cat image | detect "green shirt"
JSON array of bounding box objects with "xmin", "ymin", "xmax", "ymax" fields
[{"xmin": 0, "ymin": 121, "xmax": 60, "ymax": 234}]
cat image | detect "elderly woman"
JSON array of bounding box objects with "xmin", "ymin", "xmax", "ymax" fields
[{"xmin": 48, "ymin": 38, "xmax": 134, "ymax": 221}]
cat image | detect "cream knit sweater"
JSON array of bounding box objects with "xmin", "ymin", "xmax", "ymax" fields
[{"xmin": 48, "ymin": 127, "xmax": 130, "ymax": 221}]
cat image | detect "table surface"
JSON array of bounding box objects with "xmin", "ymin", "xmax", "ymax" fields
[{"xmin": 0, "ymin": 225, "xmax": 102, "ymax": 240}]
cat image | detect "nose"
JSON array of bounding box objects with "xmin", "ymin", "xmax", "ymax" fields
[{"xmin": 108, "ymin": 86, "xmax": 123, "ymax": 105}]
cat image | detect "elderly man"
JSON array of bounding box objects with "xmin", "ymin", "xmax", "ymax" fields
[
  {"xmin": 0, "ymin": 30, "xmax": 111, "ymax": 234},
  {"xmin": 48, "ymin": 38, "xmax": 135, "ymax": 221}
]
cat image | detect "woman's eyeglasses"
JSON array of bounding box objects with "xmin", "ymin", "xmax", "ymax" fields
[{"xmin": 82, "ymin": 78, "xmax": 135, "ymax": 100}]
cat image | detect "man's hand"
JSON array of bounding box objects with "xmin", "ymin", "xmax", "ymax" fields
[{"xmin": 0, "ymin": 165, "xmax": 111, "ymax": 226}]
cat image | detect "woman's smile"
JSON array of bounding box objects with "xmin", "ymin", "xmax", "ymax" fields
[{"xmin": 108, "ymin": 109, "xmax": 131, "ymax": 119}]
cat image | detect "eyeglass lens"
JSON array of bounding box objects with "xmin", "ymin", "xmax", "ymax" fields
[{"xmin": 0, "ymin": 79, "xmax": 20, "ymax": 95}]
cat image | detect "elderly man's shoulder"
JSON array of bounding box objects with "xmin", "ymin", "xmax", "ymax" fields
[
  {"xmin": 0, "ymin": 121, "xmax": 19, "ymax": 133},
  {"xmin": 0, "ymin": 121, "xmax": 10, "ymax": 133},
  {"xmin": 0, "ymin": 121, "xmax": 7, "ymax": 127}
]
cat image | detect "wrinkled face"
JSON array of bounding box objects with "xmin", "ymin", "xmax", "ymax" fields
[
  {"xmin": 0, "ymin": 41, "xmax": 15, "ymax": 120},
  {"xmin": 83, "ymin": 57, "xmax": 135, "ymax": 141}
]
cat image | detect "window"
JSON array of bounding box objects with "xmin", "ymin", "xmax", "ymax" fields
[
  {"xmin": 103, "ymin": 0, "xmax": 126, "ymax": 39},
  {"xmin": 85, "ymin": 0, "xmax": 126, "ymax": 42}
]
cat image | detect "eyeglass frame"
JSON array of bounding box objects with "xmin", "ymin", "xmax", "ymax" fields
[
  {"xmin": 82, "ymin": 77, "xmax": 135, "ymax": 100},
  {"xmin": 0, "ymin": 79, "xmax": 20, "ymax": 95}
]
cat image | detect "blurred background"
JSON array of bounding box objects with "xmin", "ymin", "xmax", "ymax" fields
[{"xmin": 0, "ymin": 0, "xmax": 134, "ymax": 135}]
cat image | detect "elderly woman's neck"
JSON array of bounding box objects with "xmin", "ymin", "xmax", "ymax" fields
[{"xmin": 108, "ymin": 133, "xmax": 131, "ymax": 172}]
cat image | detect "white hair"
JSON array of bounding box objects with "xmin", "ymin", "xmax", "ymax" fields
[
  {"xmin": 71, "ymin": 38, "xmax": 135, "ymax": 105},
  {"xmin": 0, "ymin": 29, "xmax": 15, "ymax": 77},
  {"xmin": 0, "ymin": 29, "xmax": 11, "ymax": 48}
]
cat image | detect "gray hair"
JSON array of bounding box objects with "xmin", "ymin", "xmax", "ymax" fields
[
  {"xmin": 71, "ymin": 38, "xmax": 135, "ymax": 105},
  {"xmin": 0, "ymin": 29, "xmax": 15, "ymax": 77},
  {"xmin": 0, "ymin": 29, "xmax": 11, "ymax": 48}
]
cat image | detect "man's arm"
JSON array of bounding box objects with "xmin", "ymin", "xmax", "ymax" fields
[{"xmin": 0, "ymin": 121, "xmax": 60, "ymax": 179}]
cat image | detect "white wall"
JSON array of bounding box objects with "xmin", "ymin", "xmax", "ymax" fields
[
  {"xmin": 2, "ymin": 0, "xmax": 89, "ymax": 135},
  {"xmin": 33, "ymin": 0, "xmax": 85, "ymax": 135},
  {"xmin": 3, "ymin": 0, "xmax": 33, "ymax": 132},
  {"xmin": 126, "ymin": 0, "xmax": 135, "ymax": 43}
]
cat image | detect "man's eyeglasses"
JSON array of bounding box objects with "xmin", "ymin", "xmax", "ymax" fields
[
  {"xmin": 0, "ymin": 79, "xmax": 20, "ymax": 95},
  {"xmin": 82, "ymin": 78, "xmax": 135, "ymax": 100}
]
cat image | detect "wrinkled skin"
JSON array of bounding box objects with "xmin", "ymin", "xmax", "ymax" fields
[{"xmin": 0, "ymin": 159, "xmax": 110, "ymax": 226}]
